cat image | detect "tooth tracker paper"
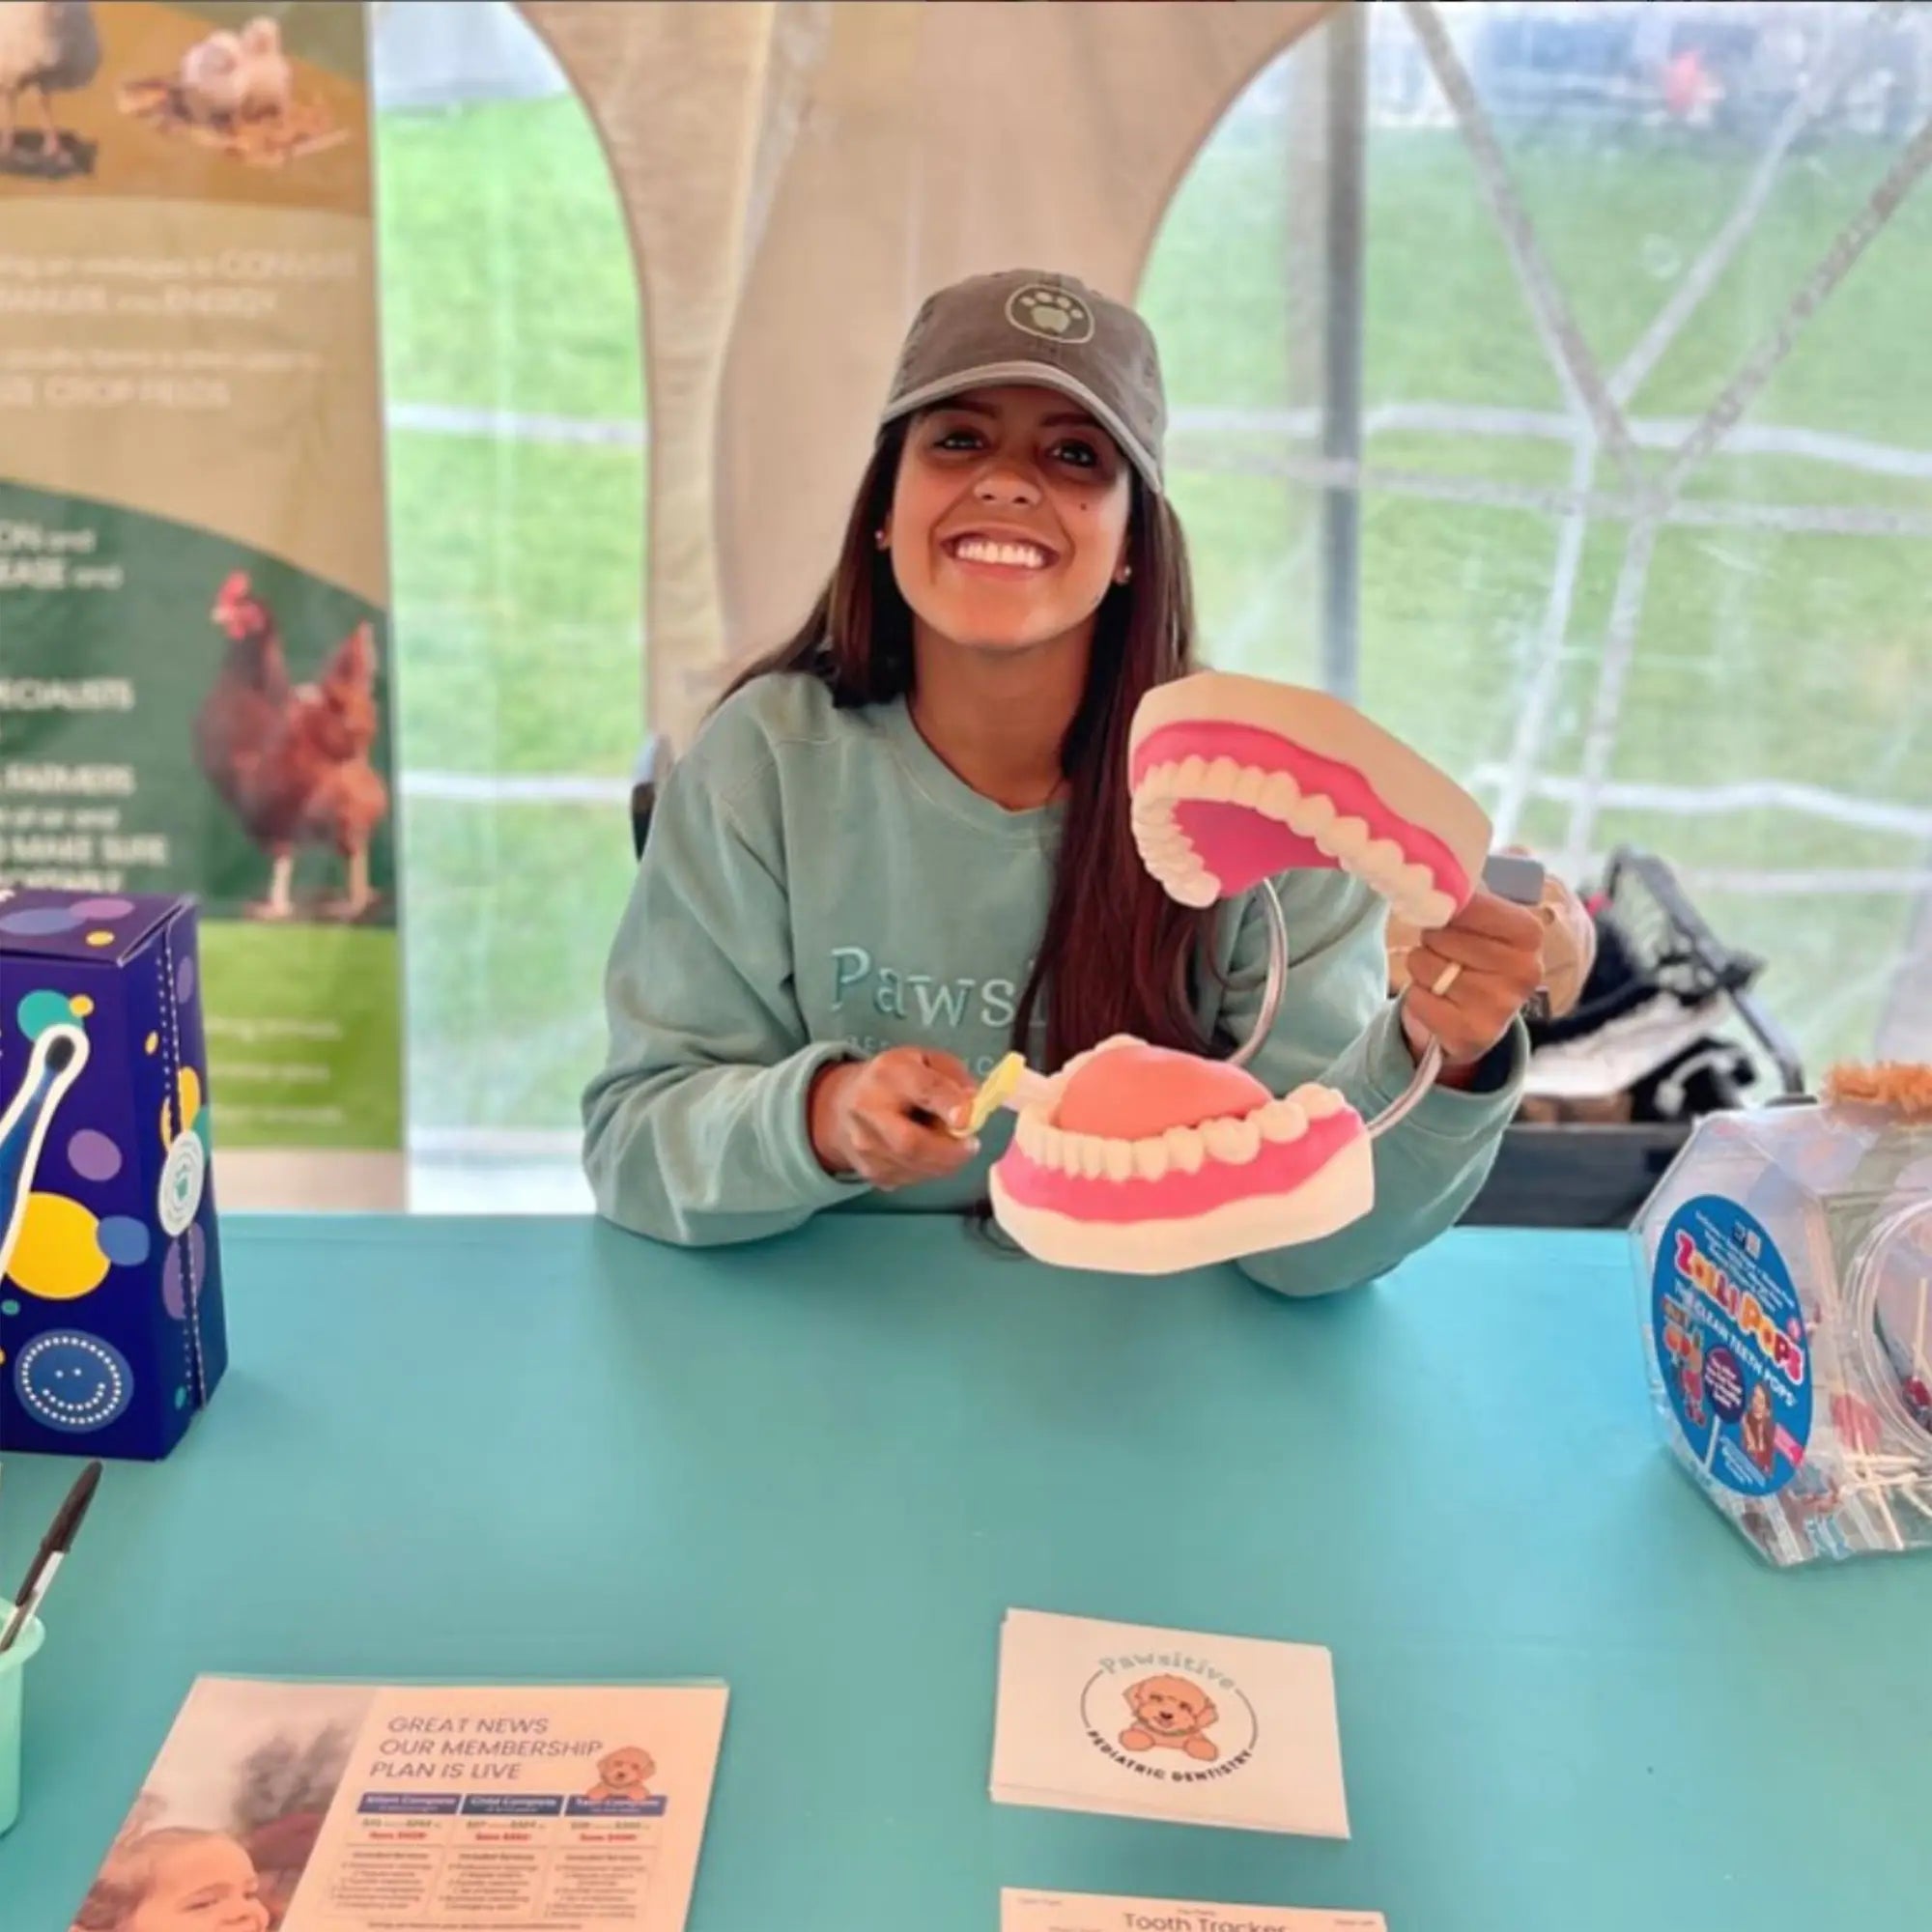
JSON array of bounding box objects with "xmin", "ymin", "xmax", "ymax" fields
[
  {"xmin": 584, "ymin": 672, "xmax": 1525, "ymax": 1291},
  {"xmin": 1002, "ymin": 1893, "xmax": 1385, "ymax": 1932}
]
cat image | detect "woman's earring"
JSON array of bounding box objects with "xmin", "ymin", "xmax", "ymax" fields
[
  {"xmin": 875, "ymin": 527, "xmax": 891, "ymax": 551},
  {"xmin": 1116, "ymin": 563, "xmax": 1132, "ymax": 584}
]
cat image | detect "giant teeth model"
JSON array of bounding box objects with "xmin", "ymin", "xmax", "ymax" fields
[{"xmin": 988, "ymin": 671, "xmax": 1492, "ymax": 1274}]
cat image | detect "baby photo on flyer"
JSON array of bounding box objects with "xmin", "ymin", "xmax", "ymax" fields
[{"xmin": 69, "ymin": 1678, "xmax": 372, "ymax": 1931}]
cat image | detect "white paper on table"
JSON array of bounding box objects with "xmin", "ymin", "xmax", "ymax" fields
[
  {"xmin": 990, "ymin": 1608, "xmax": 1349, "ymax": 1837},
  {"xmin": 1002, "ymin": 1889, "xmax": 1385, "ymax": 1932},
  {"xmin": 69, "ymin": 1674, "xmax": 728, "ymax": 1932},
  {"xmin": 284, "ymin": 1682, "xmax": 729, "ymax": 1932}
]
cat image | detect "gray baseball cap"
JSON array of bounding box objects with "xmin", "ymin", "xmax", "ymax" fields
[{"xmin": 879, "ymin": 268, "xmax": 1167, "ymax": 494}]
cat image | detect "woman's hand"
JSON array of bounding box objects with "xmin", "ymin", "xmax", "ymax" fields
[
  {"xmin": 1399, "ymin": 888, "xmax": 1543, "ymax": 1076},
  {"xmin": 809, "ymin": 1046, "xmax": 981, "ymax": 1187}
]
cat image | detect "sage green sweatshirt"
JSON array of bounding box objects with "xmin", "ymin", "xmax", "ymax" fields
[{"xmin": 582, "ymin": 671, "xmax": 1526, "ymax": 1294}]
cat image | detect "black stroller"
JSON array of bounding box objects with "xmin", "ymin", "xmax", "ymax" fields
[{"xmin": 1466, "ymin": 846, "xmax": 1805, "ymax": 1228}]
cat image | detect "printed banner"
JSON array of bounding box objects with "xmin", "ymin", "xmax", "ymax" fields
[{"xmin": 0, "ymin": 2, "xmax": 400, "ymax": 1203}]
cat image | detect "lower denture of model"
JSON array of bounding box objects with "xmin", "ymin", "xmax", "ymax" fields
[
  {"xmin": 988, "ymin": 1037, "xmax": 1375, "ymax": 1273},
  {"xmin": 1127, "ymin": 673, "xmax": 1492, "ymax": 928}
]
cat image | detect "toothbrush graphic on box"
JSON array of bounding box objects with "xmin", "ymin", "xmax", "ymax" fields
[{"xmin": 0, "ymin": 1024, "xmax": 91, "ymax": 1283}]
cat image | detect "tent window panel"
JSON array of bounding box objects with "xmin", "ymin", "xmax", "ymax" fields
[
  {"xmin": 374, "ymin": 0, "xmax": 643, "ymax": 1182},
  {"xmin": 1146, "ymin": 0, "xmax": 1932, "ymax": 1070}
]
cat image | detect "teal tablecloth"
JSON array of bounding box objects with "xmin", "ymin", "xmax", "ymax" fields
[{"xmin": 1, "ymin": 1214, "xmax": 1925, "ymax": 1927}]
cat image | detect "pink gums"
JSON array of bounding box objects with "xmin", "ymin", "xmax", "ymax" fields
[
  {"xmin": 992, "ymin": 1107, "xmax": 1367, "ymax": 1224},
  {"xmin": 1130, "ymin": 720, "xmax": 1470, "ymax": 904}
]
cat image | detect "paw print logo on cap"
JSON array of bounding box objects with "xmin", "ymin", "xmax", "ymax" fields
[{"xmin": 1006, "ymin": 284, "xmax": 1094, "ymax": 345}]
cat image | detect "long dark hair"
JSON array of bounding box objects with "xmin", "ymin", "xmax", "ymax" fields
[{"xmin": 720, "ymin": 419, "xmax": 1218, "ymax": 1068}]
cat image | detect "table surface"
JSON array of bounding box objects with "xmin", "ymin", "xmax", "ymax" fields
[{"xmin": 1, "ymin": 1212, "xmax": 1926, "ymax": 1929}]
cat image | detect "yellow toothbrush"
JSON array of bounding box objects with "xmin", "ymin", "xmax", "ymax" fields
[{"xmin": 955, "ymin": 1052, "xmax": 1051, "ymax": 1136}]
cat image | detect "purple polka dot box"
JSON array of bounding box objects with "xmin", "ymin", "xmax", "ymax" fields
[{"xmin": 0, "ymin": 889, "xmax": 227, "ymax": 1461}]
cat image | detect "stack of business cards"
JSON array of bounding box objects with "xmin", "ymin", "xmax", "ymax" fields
[
  {"xmin": 990, "ymin": 1608, "xmax": 1350, "ymax": 1837},
  {"xmin": 1003, "ymin": 1891, "xmax": 1384, "ymax": 1932}
]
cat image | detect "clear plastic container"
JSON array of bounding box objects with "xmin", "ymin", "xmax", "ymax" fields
[
  {"xmin": 0, "ymin": 1603, "xmax": 45, "ymax": 1835},
  {"xmin": 1633, "ymin": 1094, "xmax": 1932, "ymax": 1566}
]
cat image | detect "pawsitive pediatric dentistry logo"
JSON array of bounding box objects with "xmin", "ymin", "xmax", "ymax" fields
[{"xmin": 1079, "ymin": 1646, "xmax": 1259, "ymax": 1785}]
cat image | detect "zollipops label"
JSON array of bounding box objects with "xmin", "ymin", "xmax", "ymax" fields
[{"xmin": 1653, "ymin": 1195, "xmax": 1812, "ymax": 1496}]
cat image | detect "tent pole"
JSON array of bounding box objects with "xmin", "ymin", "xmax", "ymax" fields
[{"xmin": 1321, "ymin": 3, "xmax": 1367, "ymax": 703}]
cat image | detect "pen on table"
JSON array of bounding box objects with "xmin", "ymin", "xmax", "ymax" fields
[{"xmin": 0, "ymin": 1460, "xmax": 101, "ymax": 1655}]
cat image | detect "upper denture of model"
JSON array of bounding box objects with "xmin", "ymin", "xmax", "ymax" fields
[{"xmin": 1127, "ymin": 674, "xmax": 1491, "ymax": 927}]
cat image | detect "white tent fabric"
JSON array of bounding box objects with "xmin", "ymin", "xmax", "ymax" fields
[
  {"xmin": 519, "ymin": 0, "xmax": 1336, "ymax": 752},
  {"xmin": 367, "ymin": 0, "xmax": 1932, "ymax": 1179}
]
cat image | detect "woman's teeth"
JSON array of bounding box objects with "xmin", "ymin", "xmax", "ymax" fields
[{"xmin": 952, "ymin": 538, "xmax": 1049, "ymax": 569}]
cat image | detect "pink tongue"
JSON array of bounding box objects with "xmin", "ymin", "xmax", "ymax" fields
[
  {"xmin": 1173, "ymin": 800, "xmax": 1331, "ymax": 896},
  {"xmin": 1056, "ymin": 1042, "xmax": 1270, "ymax": 1141}
]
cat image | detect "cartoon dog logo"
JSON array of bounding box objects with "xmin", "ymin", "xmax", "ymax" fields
[
  {"xmin": 584, "ymin": 1746, "xmax": 656, "ymax": 1803},
  {"xmin": 1120, "ymin": 1674, "xmax": 1220, "ymax": 1763}
]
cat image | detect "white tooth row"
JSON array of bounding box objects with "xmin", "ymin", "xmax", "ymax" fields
[
  {"xmin": 1017, "ymin": 1082, "xmax": 1347, "ymax": 1181},
  {"xmin": 956, "ymin": 539, "xmax": 1045, "ymax": 567},
  {"xmin": 1131, "ymin": 755, "xmax": 1458, "ymax": 926}
]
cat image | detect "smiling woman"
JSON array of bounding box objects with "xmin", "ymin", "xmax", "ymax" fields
[
  {"xmin": 714, "ymin": 270, "xmax": 1211, "ymax": 1078},
  {"xmin": 581, "ymin": 266, "xmax": 1540, "ymax": 1288},
  {"xmin": 885, "ymin": 387, "xmax": 1134, "ymax": 663}
]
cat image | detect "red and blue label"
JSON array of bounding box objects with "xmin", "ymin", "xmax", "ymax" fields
[{"xmin": 1652, "ymin": 1195, "xmax": 1810, "ymax": 1497}]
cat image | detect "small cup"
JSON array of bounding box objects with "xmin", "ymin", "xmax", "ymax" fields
[{"xmin": 0, "ymin": 1603, "xmax": 46, "ymax": 1837}]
